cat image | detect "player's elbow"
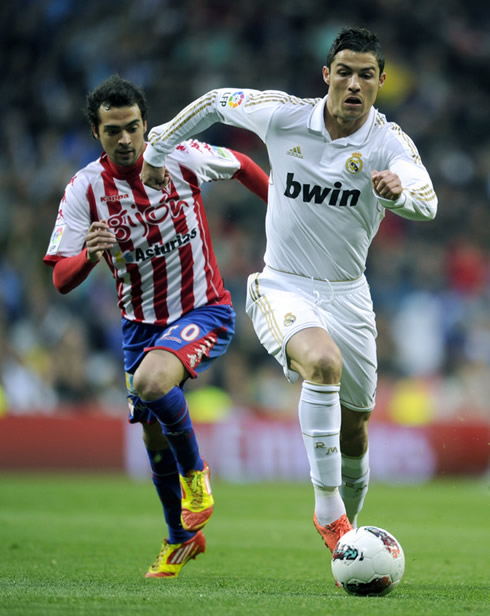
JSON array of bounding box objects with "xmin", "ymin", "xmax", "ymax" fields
[
  {"xmin": 52, "ymin": 271, "xmax": 74, "ymax": 295},
  {"xmin": 425, "ymin": 200, "xmax": 438, "ymax": 221},
  {"xmin": 54, "ymin": 279, "xmax": 72, "ymax": 295},
  {"xmin": 418, "ymin": 196, "xmax": 437, "ymax": 221}
]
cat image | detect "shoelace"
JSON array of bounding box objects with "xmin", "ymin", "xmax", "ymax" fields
[
  {"xmin": 152, "ymin": 540, "xmax": 170, "ymax": 568},
  {"xmin": 184, "ymin": 471, "xmax": 204, "ymax": 508},
  {"xmin": 332, "ymin": 517, "xmax": 353, "ymax": 537}
]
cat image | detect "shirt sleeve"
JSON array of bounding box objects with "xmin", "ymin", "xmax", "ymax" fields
[
  {"xmin": 377, "ymin": 126, "xmax": 438, "ymax": 221},
  {"xmin": 176, "ymin": 140, "xmax": 269, "ymax": 204},
  {"xmin": 229, "ymin": 149, "xmax": 269, "ymax": 204},
  {"xmin": 43, "ymin": 172, "xmax": 98, "ymax": 294},
  {"xmin": 49, "ymin": 250, "xmax": 98, "ymax": 294},
  {"xmin": 44, "ymin": 173, "xmax": 93, "ymax": 260},
  {"xmin": 144, "ymin": 88, "xmax": 283, "ymax": 167}
]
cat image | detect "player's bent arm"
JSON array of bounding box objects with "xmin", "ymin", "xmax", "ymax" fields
[
  {"xmin": 230, "ymin": 150, "xmax": 269, "ymax": 204},
  {"xmin": 48, "ymin": 250, "xmax": 98, "ymax": 294},
  {"xmin": 375, "ymin": 160, "xmax": 437, "ymax": 222}
]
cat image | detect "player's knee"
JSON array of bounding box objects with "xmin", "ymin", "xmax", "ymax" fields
[
  {"xmin": 303, "ymin": 346, "xmax": 342, "ymax": 384},
  {"xmin": 133, "ymin": 366, "xmax": 170, "ymax": 401}
]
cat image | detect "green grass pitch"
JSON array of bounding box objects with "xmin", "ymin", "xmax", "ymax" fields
[{"xmin": 0, "ymin": 474, "xmax": 488, "ymax": 615}]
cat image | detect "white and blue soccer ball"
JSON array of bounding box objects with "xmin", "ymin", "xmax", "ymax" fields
[{"xmin": 331, "ymin": 526, "xmax": 405, "ymax": 596}]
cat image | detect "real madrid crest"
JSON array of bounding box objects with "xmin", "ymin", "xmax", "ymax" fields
[
  {"xmin": 346, "ymin": 152, "xmax": 363, "ymax": 174},
  {"xmin": 283, "ymin": 312, "xmax": 296, "ymax": 327}
]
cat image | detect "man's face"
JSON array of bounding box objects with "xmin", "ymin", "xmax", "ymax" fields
[
  {"xmin": 93, "ymin": 104, "xmax": 147, "ymax": 167},
  {"xmin": 323, "ymin": 49, "xmax": 385, "ymax": 129}
]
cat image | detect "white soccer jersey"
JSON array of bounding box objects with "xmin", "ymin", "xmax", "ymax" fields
[
  {"xmin": 144, "ymin": 89, "xmax": 437, "ymax": 281},
  {"xmin": 44, "ymin": 140, "xmax": 243, "ymax": 325}
]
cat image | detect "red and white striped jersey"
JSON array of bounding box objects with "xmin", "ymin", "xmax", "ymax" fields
[{"xmin": 44, "ymin": 140, "xmax": 247, "ymax": 326}]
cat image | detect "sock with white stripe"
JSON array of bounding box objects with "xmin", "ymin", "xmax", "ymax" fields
[{"xmin": 298, "ymin": 381, "xmax": 345, "ymax": 525}]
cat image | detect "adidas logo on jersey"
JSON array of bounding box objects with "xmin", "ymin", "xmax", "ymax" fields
[{"xmin": 286, "ymin": 146, "xmax": 303, "ymax": 159}]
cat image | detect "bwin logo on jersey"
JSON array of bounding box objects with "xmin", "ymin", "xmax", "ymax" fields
[{"xmin": 284, "ymin": 173, "xmax": 360, "ymax": 206}]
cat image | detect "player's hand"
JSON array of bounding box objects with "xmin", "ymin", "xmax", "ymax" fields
[
  {"xmin": 85, "ymin": 220, "xmax": 116, "ymax": 263},
  {"xmin": 140, "ymin": 160, "xmax": 171, "ymax": 190},
  {"xmin": 371, "ymin": 170, "xmax": 403, "ymax": 201}
]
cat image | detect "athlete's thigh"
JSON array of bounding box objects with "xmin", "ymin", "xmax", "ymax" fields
[
  {"xmin": 135, "ymin": 348, "xmax": 187, "ymax": 393},
  {"xmin": 323, "ymin": 288, "xmax": 378, "ymax": 412},
  {"xmin": 246, "ymin": 270, "xmax": 325, "ymax": 382},
  {"xmin": 286, "ymin": 326, "xmax": 341, "ymax": 382},
  {"xmin": 123, "ymin": 304, "xmax": 235, "ymax": 423}
]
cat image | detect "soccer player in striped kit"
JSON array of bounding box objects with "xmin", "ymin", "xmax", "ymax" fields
[
  {"xmin": 44, "ymin": 75, "xmax": 268, "ymax": 578},
  {"xmin": 140, "ymin": 27, "xmax": 437, "ymax": 559}
]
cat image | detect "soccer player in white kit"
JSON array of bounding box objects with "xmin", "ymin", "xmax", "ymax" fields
[
  {"xmin": 140, "ymin": 27, "xmax": 438, "ymax": 556},
  {"xmin": 44, "ymin": 75, "xmax": 268, "ymax": 578}
]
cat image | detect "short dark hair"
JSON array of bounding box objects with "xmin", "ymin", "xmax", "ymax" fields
[
  {"xmin": 85, "ymin": 74, "xmax": 148, "ymax": 134},
  {"xmin": 326, "ymin": 27, "xmax": 385, "ymax": 74}
]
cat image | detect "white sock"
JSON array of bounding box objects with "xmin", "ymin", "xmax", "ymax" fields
[
  {"xmin": 340, "ymin": 450, "xmax": 370, "ymax": 528},
  {"xmin": 313, "ymin": 485, "xmax": 346, "ymax": 526},
  {"xmin": 298, "ymin": 381, "xmax": 345, "ymax": 525}
]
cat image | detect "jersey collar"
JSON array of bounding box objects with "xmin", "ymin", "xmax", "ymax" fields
[
  {"xmin": 308, "ymin": 95, "xmax": 377, "ymax": 146},
  {"xmin": 102, "ymin": 150, "xmax": 145, "ymax": 179}
]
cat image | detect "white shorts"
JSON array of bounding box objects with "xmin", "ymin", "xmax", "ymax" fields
[{"xmin": 245, "ymin": 266, "xmax": 378, "ymax": 412}]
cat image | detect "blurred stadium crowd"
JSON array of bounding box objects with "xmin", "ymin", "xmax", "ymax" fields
[{"xmin": 0, "ymin": 0, "xmax": 488, "ymax": 420}]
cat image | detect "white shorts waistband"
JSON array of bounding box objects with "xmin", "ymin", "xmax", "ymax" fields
[{"xmin": 264, "ymin": 265, "xmax": 368, "ymax": 296}]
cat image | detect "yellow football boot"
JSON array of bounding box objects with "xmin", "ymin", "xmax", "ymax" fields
[
  {"xmin": 144, "ymin": 531, "xmax": 206, "ymax": 578},
  {"xmin": 179, "ymin": 461, "xmax": 214, "ymax": 532}
]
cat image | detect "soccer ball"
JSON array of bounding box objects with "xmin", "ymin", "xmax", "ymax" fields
[{"xmin": 331, "ymin": 526, "xmax": 405, "ymax": 596}]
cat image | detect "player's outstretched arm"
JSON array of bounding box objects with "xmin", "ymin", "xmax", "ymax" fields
[
  {"xmin": 141, "ymin": 88, "xmax": 274, "ymax": 191},
  {"xmin": 142, "ymin": 90, "xmax": 223, "ymax": 177}
]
